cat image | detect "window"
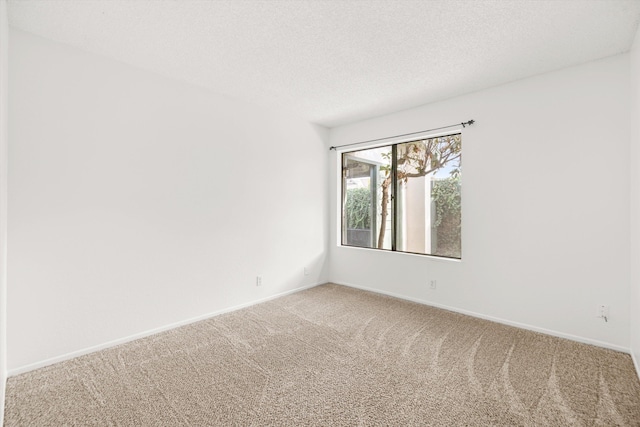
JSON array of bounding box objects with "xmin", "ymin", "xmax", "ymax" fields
[{"xmin": 341, "ymin": 133, "xmax": 461, "ymax": 259}]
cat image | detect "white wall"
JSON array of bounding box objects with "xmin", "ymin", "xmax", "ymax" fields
[
  {"xmin": 0, "ymin": 0, "xmax": 8, "ymax": 422},
  {"xmin": 7, "ymin": 29, "xmax": 328, "ymax": 372},
  {"xmin": 329, "ymin": 54, "xmax": 631, "ymax": 351},
  {"xmin": 630, "ymin": 26, "xmax": 640, "ymax": 375}
]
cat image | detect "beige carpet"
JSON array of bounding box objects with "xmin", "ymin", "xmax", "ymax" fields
[{"xmin": 4, "ymin": 284, "xmax": 640, "ymax": 426}]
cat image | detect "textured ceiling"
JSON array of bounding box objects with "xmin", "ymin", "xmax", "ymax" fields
[{"xmin": 7, "ymin": 0, "xmax": 640, "ymax": 127}]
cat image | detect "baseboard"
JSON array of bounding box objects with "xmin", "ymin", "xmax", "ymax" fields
[
  {"xmin": 336, "ymin": 281, "xmax": 631, "ymax": 354},
  {"xmin": 632, "ymin": 350, "xmax": 640, "ymax": 382},
  {"xmin": 9, "ymin": 280, "xmax": 631, "ymax": 377},
  {"xmin": 8, "ymin": 282, "xmax": 324, "ymax": 377},
  {"xmin": 0, "ymin": 369, "xmax": 6, "ymax": 426}
]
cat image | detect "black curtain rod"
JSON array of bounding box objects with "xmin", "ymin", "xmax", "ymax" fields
[{"xmin": 329, "ymin": 119, "xmax": 475, "ymax": 151}]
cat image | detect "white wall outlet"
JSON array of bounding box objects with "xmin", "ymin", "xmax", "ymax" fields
[
  {"xmin": 256, "ymin": 276, "xmax": 262, "ymax": 287},
  {"xmin": 304, "ymin": 267, "xmax": 309, "ymax": 276},
  {"xmin": 596, "ymin": 304, "xmax": 609, "ymax": 321},
  {"xmin": 430, "ymin": 279, "xmax": 437, "ymax": 289}
]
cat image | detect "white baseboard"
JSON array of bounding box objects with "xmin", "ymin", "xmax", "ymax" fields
[
  {"xmin": 0, "ymin": 369, "xmax": 6, "ymax": 427},
  {"xmin": 632, "ymin": 350, "xmax": 640, "ymax": 382},
  {"xmin": 336, "ymin": 281, "xmax": 631, "ymax": 354},
  {"xmin": 9, "ymin": 281, "xmax": 632, "ymax": 377},
  {"xmin": 8, "ymin": 282, "xmax": 323, "ymax": 377}
]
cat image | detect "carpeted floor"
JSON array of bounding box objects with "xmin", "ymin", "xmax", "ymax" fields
[{"xmin": 4, "ymin": 283, "xmax": 640, "ymax": 426}]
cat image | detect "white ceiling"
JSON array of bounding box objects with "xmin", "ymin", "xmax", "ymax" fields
[{"xmin": 7, "ymin": 0, "xmax": 640, "ymax": 127}]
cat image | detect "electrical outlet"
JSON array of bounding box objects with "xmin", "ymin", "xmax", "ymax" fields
[
  {"xmin": 596, "ymin": 304, "xmax": 609, "ymax": 320},
  {"xmin": 256, "ymin": 276, "xmax": 262, "ymax": 287},
  {"xmin": 304, "ymin": 267, "xmax": 309, "ymax": 276},
  {"xmin": 430, "ymin": 280, "xmax": 437, "ymax": 289}
]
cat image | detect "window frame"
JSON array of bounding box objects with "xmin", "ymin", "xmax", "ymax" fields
[{"xmin": 339, "ymin": 132, "xmax": 462, "ymax": 260}]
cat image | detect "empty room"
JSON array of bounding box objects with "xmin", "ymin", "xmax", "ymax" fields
[{"xmin": 1, "ymin": 0, "xmax": 640, "ymax": 425}]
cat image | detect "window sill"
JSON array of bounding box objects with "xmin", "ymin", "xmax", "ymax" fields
[{"xmin": 336, "ymin": 244, "xmax": 462, "ymax": 263}]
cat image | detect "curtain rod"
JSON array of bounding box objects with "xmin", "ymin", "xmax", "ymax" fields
[{"xmin": 329, "ymin": 119, "xmax": 475, "ymax": 151}]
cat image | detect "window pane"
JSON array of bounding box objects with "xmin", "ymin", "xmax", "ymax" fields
[
  {"xmin": 342, "ymin": 147, "xmax": 392, "ymax": 250},
  {"xmin": 340, "ymin": 133, "xmax": 461, "ymax": 259},
  {"xmin": 395, "ymin": 135, "xmax": 461, "ymax": 258}
]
